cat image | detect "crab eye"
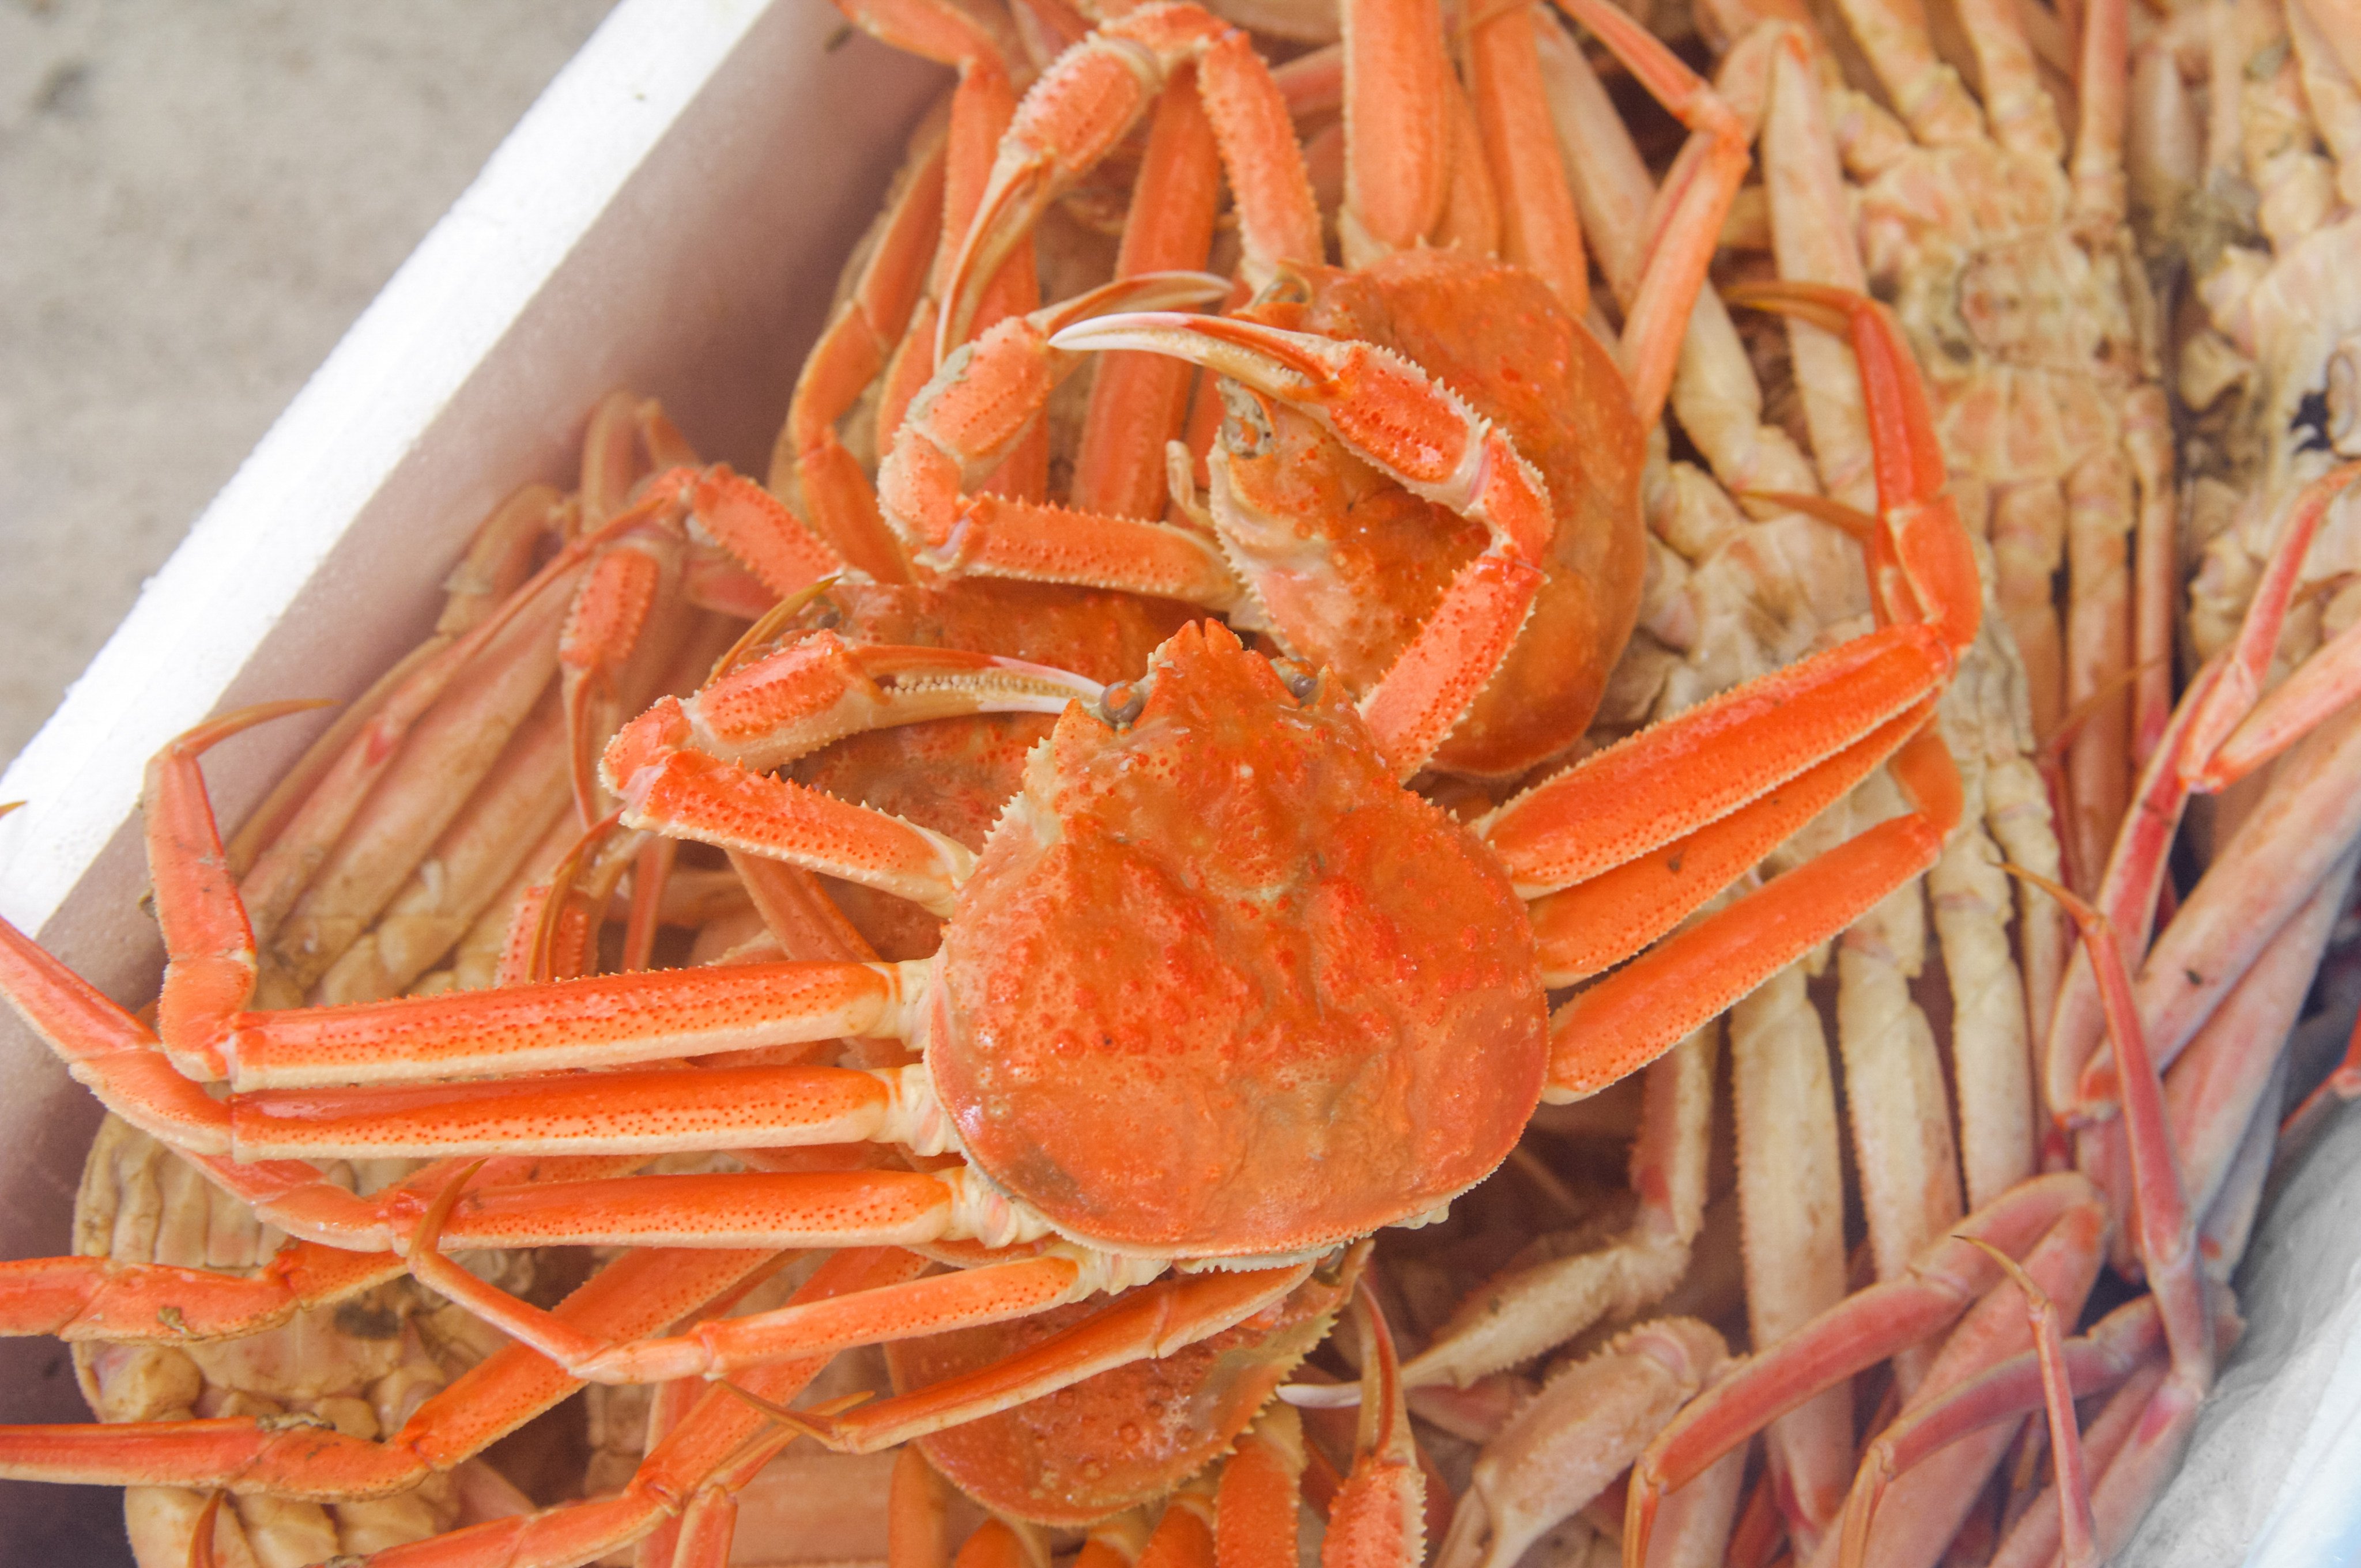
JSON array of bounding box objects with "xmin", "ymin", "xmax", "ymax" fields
[
  {"xmin": 1276, "ymin": 662, "xmax": 1318, "ymax": 702},
  {"xmin": 1099, "ymin": 681, "xmax": 1145, "ymax": 727}
]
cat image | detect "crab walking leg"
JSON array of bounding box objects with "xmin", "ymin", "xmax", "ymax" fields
[
  {"xmin": 1466, "ymin": 0, "xmax": 1589, "ymax": 315},
  {"xmin": 1533, "ymin": 19, "xmax": 1826, "ymax": 505},
  {"xmin": 1619, "ymin": 1172, "xmax": 2102, "ymax": 1561},
  {"xmin": 1796, "ymin": 1189, "xmax": 2107, "ymax": 1568},
  {"xmin": 770, "ymin": 118, "xmax": 945, "ymax": 581},
  {"xmin": 1401, "ymin": 1026, "xmax": 1712, "ymax": 1388},
  {"xmin": 941, "ymin": 1, "xmax": 1323, "ymax": 352},
  {"xmin": 0, "ymin": 1243, "xmax": 403, "ymax": 1344},
  {"xmin": 1319, "ymin": 1283, "xmax": 1426, "ymax": 1568},
  {"xmin": 1475, "ymin": 288, "xmax": 1975, "ymax": 901},
  {"xmin": 1070, "ymin": 69, "xmax": 1224, "ymax": 520},
  {"xmin": 2070, "ymin": 698, "xmax": 2361, "ymax": 1110},
  {"xmin": 312, "ymin": 690, "xmax": 570, "ymax": 1005},
  {"xmin": 270, "ymin": 567, "xmax": 573, "ymax": 995},
  {"xmin": 878, "ymin": 275, "xmax": 1244, "ymax": 604},
  {"xmin": 2157, "ymin": 848, "xmax": 2358, "ymax": 1221},
  {"xmin": 2044, "ymin": 462, "xmax": 2361, "ymax": 1114},
  {"xmin": 1336, "ymin": 0, "xmax": 1453, "ymax": 262},
  {"xmin": 1046, "ymin": 311, "xmax": 1554, "ymax": 776},
  {"xmin": 1833, "ymin": 1278, "xmax": 2152, "ymax": 1568},
  {"xmin": 1528, "ymin": 706, "xmax": 1930, "ymax": 982},
  {"xmin": 2062, "ymin": 449, "xmax": 2137, "ymax": 898},
  {"xmin": 1729, "ymin": 967, "xmax": 1853, "ymax": 1550},
  {"xmin": 887, "ymin": 1444, "xmax": 953, "ymax": 1568},
  {"xmin": 816, "ymin": 1263, "xmax": 1319, "ymax": 1453},
  {"xmin": 237, "ymin": 546, "xmax": 591, "ymax": 998},
  {"xmin": 224, "ymin": 479, "xmax": 560, "ymax": 878},
  {"xmin": 1436, "ymin": 1320, "xmax": 1727, "ymax": 1568},
  {"xmin": 1983, "ymin": 753, "xmax": 2068, "ymax": 1130},
  {"xmin": 2125, "ymin": 388, "xmax": 2178, "ymax": 771},
  {"xmin": 1987, "ymin": 1356, "xmax": 2172, "ymax": 1568},
  {"xmin": 1838, "ymin": 867, "xmax": 1964, "ymax": 1395},
  {"xmin": 416, "ymin": 1173, "xmax": 1325, "ymax": 1408},
  {"xmin": 1545, "ymin": 726, "xmax": 1962, "ymax": 1097},
  {"xmin": 353, "ymin": 1248, "xmax": 926, "ymax": 1568},
  {"xmin": 1217, "ymin": 1404, "xmax": 1308, "ymax": 1568},
  {"xmin": 1929, "ymin": 757, "xmax": 2039, "ymax": 1210},
  {"xmin": 2032, "ymin": 883, "xmax": 2216, "ymax": 1560},
  {"xmin": 0, "ymin": 1245, "xmax": 778, "ymax": 1498},
  {"xmin": 1762, "ymin": 25, "xmax": 1874, "ymax": 508},
  {"xmin": 217, "ymin": 1060, "xmax": 956, "ymax": 1161},
  {"xmin": 0, "ymin": 903, "xmax": 623, "ymax": 1248},
  {"xmin": 1540, "ymin": 0, "xmax": 1751, "ymax": 427}
]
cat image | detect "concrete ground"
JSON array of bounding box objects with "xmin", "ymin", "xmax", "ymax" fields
[{"xmin": 0, "ymin": 0, "xmax": 619, "ymax": 776}]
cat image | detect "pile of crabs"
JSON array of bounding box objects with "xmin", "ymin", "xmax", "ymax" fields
[{"xmin": 7, "ymin": 0, "xmax": 2361, "ymax": 1563}]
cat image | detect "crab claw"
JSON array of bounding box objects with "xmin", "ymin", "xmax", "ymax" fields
[{"xmin": 1050, "ymin": 311, "xmax": 1555, "ymax": 567}]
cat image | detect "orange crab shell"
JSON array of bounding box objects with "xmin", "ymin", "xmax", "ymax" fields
[
  {"xmin": 1221, "ymin": 250, "xmax": 1647, "ymax": 780},
  {"xmin": 929, "ymin": 621, "xmax": 1550, "ymax": 1257},
  {"xmin": 885, "ymin": 1245, "xmax": 1364, "ymax": 1525}
]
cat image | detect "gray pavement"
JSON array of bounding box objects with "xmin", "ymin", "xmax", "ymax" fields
[{"xmin": 0, "ymin": 0, "xmax": 618, "ymax": 776}]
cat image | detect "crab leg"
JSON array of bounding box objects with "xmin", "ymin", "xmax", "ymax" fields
[
  {"xmin": 770, "ymin": 117, "xmax": 945, "ymax": 581},
  {"xmin": 312, "ymin": 691, "xmax": 571, "ymax": 1005},
  {"xmin": 217, "ymin": 1059, "xmax": 954, "ymax": 1160},
  {"xmin": 1838, "ymin": 863, "xmax": 1964, "ymax": 1398},
  {"xmin": 0, "ymin": 1244, "xmax": 776, "ymax": 1497},
  {"xmin": 1732, "ymin": 965, "xmax": 1855, "ymax": 1548},
  {"xmin": 878, "ymin": 274, "xmax": 1244, "ymax": 605},
  {"xmin": 781, "ymin": 1261, "xmax": 1318, "ymax": 1464},
  {"xmin": 1835, "ymin": 1252, "xmax": 2121, "ymax": 1568},
  {"xmin": 222, "ymin": 479, "xmax": 560, "ymax": 880},
  {"xmin": 1466, "ymin": 0, "xmax": 1589, "ymax": 316},
  {"xmin": 354, "ymin": 1248, "xmax": 925, "ymax": 1568},
  {"xmin": 1070, "ymin": 69, "xmax": 1225, "ymax": 520},
  {"xmin": 941, "ymin": 1, "xmax": 1323, "ymax": 352},
  {"xmin": 1400, "ymin": 1025, "xmax": 1712, "ymax": 1388},
  {"xmin": 0, "ymin": 1244, "xmax": 402, "ymax": 1344},
  {"xmin": 234, "ymin": 538, "xmax": 594, "ymax": 996},
  {"xmin": 2043, "ymin": 462, "xmax": 2361, "ymax": 1119},
  {"xmin": 1548, "ymin": 0, "xmax": 1753, "ymax": 426},
  {"xmin": 1477, "ymin": 288, "xmax": 1973, "ymax": 896},
  {"xmin": 2158, "ymin": 849, "xmax": 2358, "ymax": 1221},
  {"xmin": 1046, "ymin": 311, "xmax": 1554, "ymax": 776},
  {"xmin": 1797, "ymin": 1185, "xmax": 2108, "ymax": 1568},
  {"xmin": 1438, "ymin": 1318, "xmax": 1729, "ymax": 1568},
  {"xmin": 1620, "ymin": 1171, "xmax": 2102, "ymax": 1561},
  {"xmin": 1527, "ymin": 705, "xmax": 1930, "ymax": 982},
  {"xmin": 1217, "ymin": 1404, "xmax": 1307, "ymax": 1567}
]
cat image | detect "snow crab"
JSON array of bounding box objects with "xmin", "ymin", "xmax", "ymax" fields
[{"xmin": 0, "ymin": 281, "xmax": 1988, "ymax": 1564}]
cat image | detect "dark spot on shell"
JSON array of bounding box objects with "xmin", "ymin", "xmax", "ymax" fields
[{"xmin": 334, "ymin": 1298, "xmax": 403, "ymax": 1340}]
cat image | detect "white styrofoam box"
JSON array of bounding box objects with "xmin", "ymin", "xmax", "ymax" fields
[
  {"xmin": 0, "ymin": 3, "xmax": 933, "ymax": 1556},
  {"xmin": 5, "ymin": 3, "xmax": 2361, "ymax": 1563}
]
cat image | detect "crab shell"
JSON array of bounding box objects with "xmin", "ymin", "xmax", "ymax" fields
[
  {"xmin": 926, "ymin": 621, "xmax": 1551, "ymax": 1258},
  {"xmin": 1216, "ymin": 250, "xmax": 1648, "ymax": 780},
  {"xmin": 885, "ymin": 1244, "xmax": 1364, "ymax": 1524}
]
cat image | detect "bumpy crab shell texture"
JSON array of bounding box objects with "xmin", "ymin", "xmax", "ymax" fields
[{"xmin": 930, "ymin": 621, "xmax": 1551, "ymax": 1258}]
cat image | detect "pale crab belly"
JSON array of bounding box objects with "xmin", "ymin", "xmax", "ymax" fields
[{"xmin": 921, "ymin": 927, "xmax": 1550, "ymax": 1261}]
